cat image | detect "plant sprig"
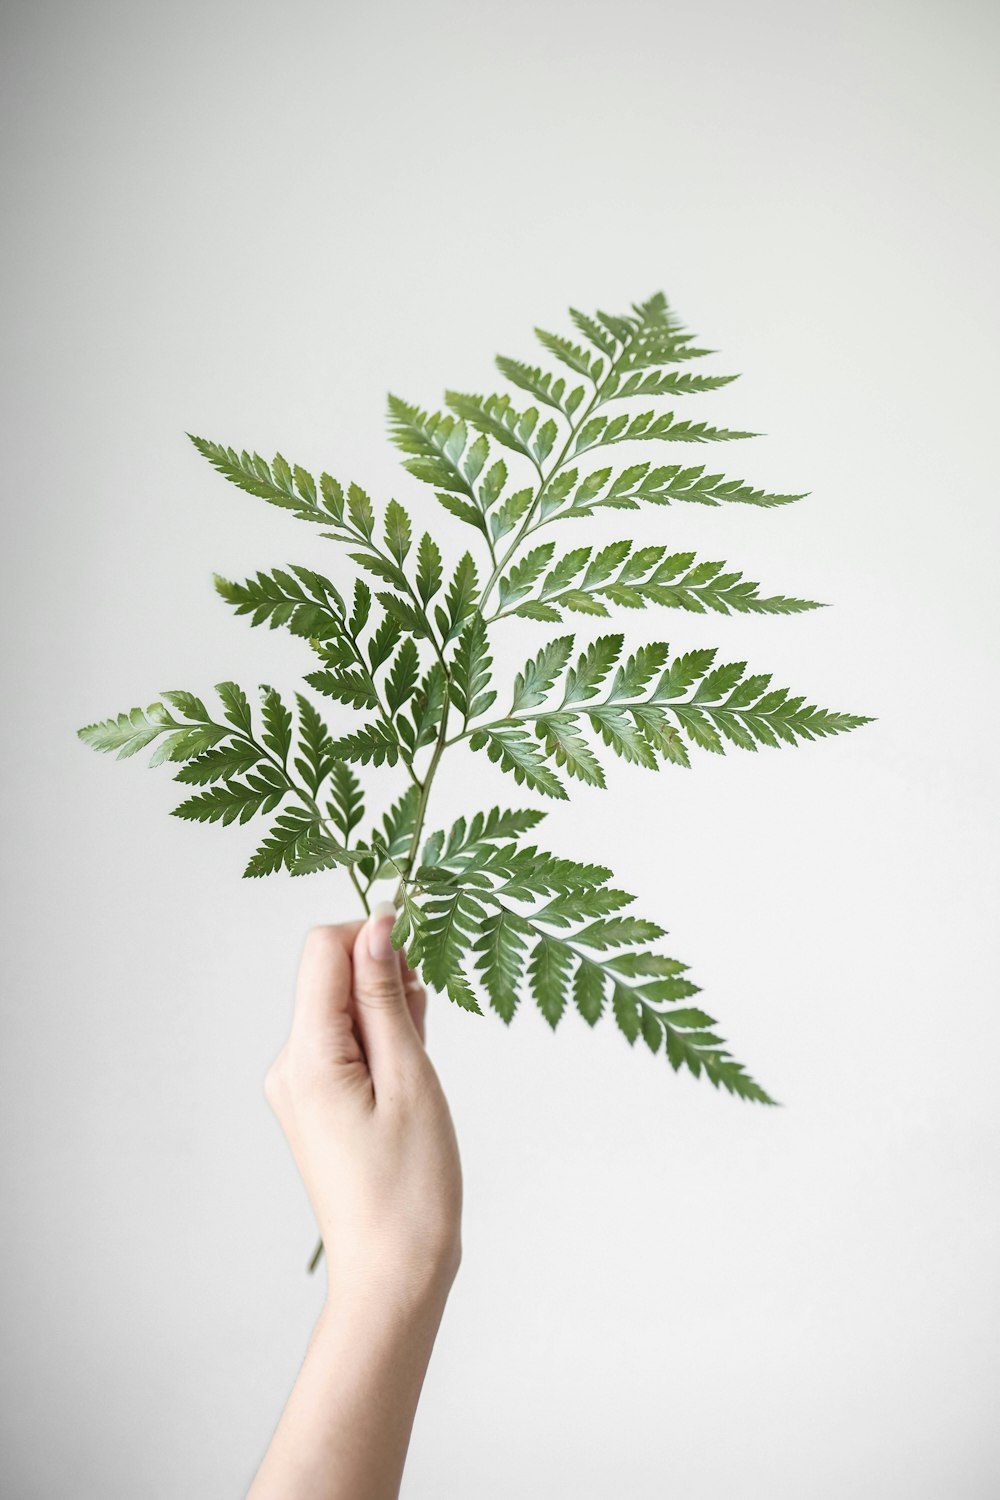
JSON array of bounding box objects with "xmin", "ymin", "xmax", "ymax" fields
[{"xmin": 80, "ymin": 291, "xmax": 872, "ymax": 1104}]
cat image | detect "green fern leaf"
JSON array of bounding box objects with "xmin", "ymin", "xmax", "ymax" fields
[
  {"xmin": 188, "ymin": 437, "xmax": 329, "ymax": 523},
  {"xmin": 329, "ymin": 721, "xmax": 402, "ymax": 767},
  {"xmin": 403, "ymin": 664, "xmax": 447, "ymax": 752},
  {"xmin": 173, "ymin": 742, "xmax": 263, "ymax": 785},
  {"xmin": 444, "ymin": 391, "xmax": 545, "ymax": 470},
  {"xmin": 260, "ymin": 686, "xmax": 292, "ymax": 765},
  {"xmin": 574, "ymin": 410, "xmax": 756, "ymax": 457},
  {"xmin": 357, "ymin": 785, "xmax": 420, "ymax": 882},
  {"xmin": 572, "ymin": 960, "xmax": 606, "ymax": 1024},
  {"xmin": 473, "ymin": 909, "xmax": 529, "ymax": 1022},
  {"xmin": 534, "ymin": 327, "xmax": 601, "ymax": 381},
  {"xmin": 243, "ymin": 807, "xmax": 317, "ymax": 878},
  {"xmin": 437, "ymin": 552, "xmax": 480, "ymax": 642},
  {"xmin": 535, "ymin": 713, "xmax": 606, "ymax": 786},
  {"xmin": 567, "ymin": 307, "xmax": 616, "ymax": 356},
  {"xmin": 529, "ymin": 934, "xmax": 573, "ymax": 1027},
  {"xmin": 489, "ymin": 485, "xmax": 534, "ymax": 542},
  {"xmin": 603, "ymin": 370, "xmax": 738, "ymax": 401},
  {"xmin": 385, "ymin": 638, "xmax": 419, "ymax": 715},
  {"xmin": 511, "ymin": 637, "xmax": 575, "ymax": 712},
  {"xmin": 383, "ymin": 499, "xmax": 412, "ymax": 563},
  {"xmin": 386, "ymin": 394, "xmax": 476, "ymax": 499},
  {"xmin": 507, "ymin": 543, "xmax": 822, "ymax": 619},
  {"xmin": 450, "ymin": 614, "xmax": 496, "ymax": 723},
  {"xmin": 326, "ymin": 762, "xmax": 364, "ymax": 839},
  {"xmin": 416, "ymin": 533, "xmax": 443, "ymax": 603},
  {"xmin": 601, "ymin": 462, "xmax": 805, "ymax": 511},
  {"xmin": 78, "ymin": 703, "xmax": 173, "ymax": 760},
  {"xmin": 172, "ymin": 767, "xmax": 286, "ymax": 827},
  {"xmin": 562, "ymin": 635, "xmax": 624, "ymax": 704},
  {"xmin": 289, "ymin": 829, "xmax": 367, "ymax": 875},
  {"xmin": 468, "ymin": 727, "xmax": 568, "ymax": 799},
  {"xmin": 495, "ymin": 356, "xmax": 586, "ymax": 417}
]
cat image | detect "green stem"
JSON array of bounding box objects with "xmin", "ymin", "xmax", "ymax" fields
[
  {"xmin": 393, "ymin": 698, "xmax": 451, "ymax": 903},
  {"xmin": 349, "ymin": 865, "xmax": 371, "ymax": 915}
]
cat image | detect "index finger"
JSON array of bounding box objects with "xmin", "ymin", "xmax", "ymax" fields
[{"xmin": 292, "ymin": 921, "xmax": 364, "ymax": 1040}]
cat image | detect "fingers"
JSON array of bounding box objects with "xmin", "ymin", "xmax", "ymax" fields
[
  {"xmin": 351, "ymin": 902, "xmax": 423, "ymax": 1080},
  {"xmin": 291, "ymin": 922, "xmax": 364, "ymax": 1065}
]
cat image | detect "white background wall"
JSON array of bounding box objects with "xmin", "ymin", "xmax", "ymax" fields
[{"xmin": 2, "ymin": 0, "xmax": 998, "ymax": 1495}]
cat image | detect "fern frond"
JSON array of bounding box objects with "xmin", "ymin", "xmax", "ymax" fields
[
  {"xmin": 83, "ymin": 288, "xmax": 874, "ymax": 1109},
  {"xmin": 188, "ymin": 437, "xmax": 343, "ymax": 525},
  {"xmin": 573, "ymin": 409, "xmax": 757, "ymax": 457},
  {"xmin": 501, "ymin": 543, "xmax": 823, "ymax": 620},
  {"xmin": 599, "ymin": 462, "xmax": 805, "ymax": 510},
  {"xmin": 567, "ymin": 307, "xmax": 617, "ymax": 356},
  {"xmin": 173, "ymin": 742, "xmax": 263, "ymax": 785},
  {"xmin": 601, "ymin": 370, "xmax": 738, "ymax": 402},
  {"xmin": 328, "ymin": 720, "xmax": 403, "ymax": 767},
  {"xmin": 467, "ymin": 726, "xmax": 568, "ymax": 800},
  {"xmin": 326, "ymin": 762, "xmax": 364, "ymax": 840},
  {"xmin": 78, "ymin": 702, "xmax": 176, "ymax": 760},
  {"xmin": 289, "ymin": 829, "xmax": 368, "ymax": 876},
  {"xmin": 172, "ymin": 766, "xmax": 287, "ymax": 826},
  {"xmin": 449, "ymin": 614, "xmax": 496, "ymax": 724},
  {"xmin": 214, "ymin": 566, "xmax": 345, "ymax": 640},
  {"xmin": 494, "ymin": 357, "xmax": 586, "ymax": 418},
  {"xmin": 534, "ymin": 327, "xmax": 603, "ymax": 381},
  {"xmin": 244, "ymin": 807, "xmax": 320, "ymax": 878},
  {"xmin": 388, "ymin": 395, "xmax": 513, "ymax": 541},
  {"xmin": 410, "ymin": 826, "xmax": 774, "ymax": 1102},
  {"xmin": 471, "ymin": 639, "xmax": 870, "ymax": 785},
  {"xmin": 294, "ymin": 694, "xmax": 336, "ymax": 796},
  {"xmin": 436, "ymin": 552, "xmax": 480, "ymax": 642},
  {"xmin": 445, "ymin": 391, "xmax": 558, "ymax": 473}
]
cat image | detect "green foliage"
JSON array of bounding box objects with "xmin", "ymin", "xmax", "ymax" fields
[
  {"xmin": 496, "ymin": 543, "xmax": 823, "ymax": 621},
  {"xmin": 81, "ymin": 290, "xmax": 874, "ymax": 1104}
]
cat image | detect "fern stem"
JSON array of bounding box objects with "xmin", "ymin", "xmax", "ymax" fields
[
  {"xmin": 349, "ymin": 865, "xmax": 371, "ymax": 915},
  {"xmin": 392, "ymin": 698, "xmax": 452, "ymax": 905}
]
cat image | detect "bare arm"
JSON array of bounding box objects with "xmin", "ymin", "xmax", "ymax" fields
[{"xmin": 248, "ymin": 905, "xmax": 462, "ymax": 1500}]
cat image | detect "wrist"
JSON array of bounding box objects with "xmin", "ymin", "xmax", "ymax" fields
[
  {"xmin": 323, "ymin": 1240, "xmax": 460, "ymax": 1325},
  {"xmin": 317, "ymin": 1273, "xmax": 453, "ymax": 1364}
]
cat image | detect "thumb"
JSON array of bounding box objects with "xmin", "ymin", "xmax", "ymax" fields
[{"xmin": 351, "ymin": 901, "xmax": 422, "ymax": 1079}]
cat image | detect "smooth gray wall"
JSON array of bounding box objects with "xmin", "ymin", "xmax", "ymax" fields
[{"xmin": 2, "ymin": 1, "xmax": 998, "ymax": 1495}]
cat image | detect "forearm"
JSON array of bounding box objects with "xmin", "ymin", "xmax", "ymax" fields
[{"xmin": 247, "ymin": 1272, "xmax": 452, "ymax": 1500}]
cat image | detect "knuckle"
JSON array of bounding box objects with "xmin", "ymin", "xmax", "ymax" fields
[
  {"xmin": 356, "ymin": 974, "xmax": 405, "ymax": 1010},
  {"xmin": 303, "ymin": 925, "xmax": 345, "ymax": 960}
]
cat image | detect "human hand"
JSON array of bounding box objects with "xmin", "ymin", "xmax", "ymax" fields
[
  {"xmin": 249, "ymin": 906, "xmax": 462, "ymax": 1497},
  {"xmin": 264, "ymin": 904, "xmax": 462, "ymax": 1305}
]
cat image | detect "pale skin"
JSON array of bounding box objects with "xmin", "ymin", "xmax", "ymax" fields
[{"xmin": 248, "ymin": 902, "xmax": 462, "ymax": 1500}]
